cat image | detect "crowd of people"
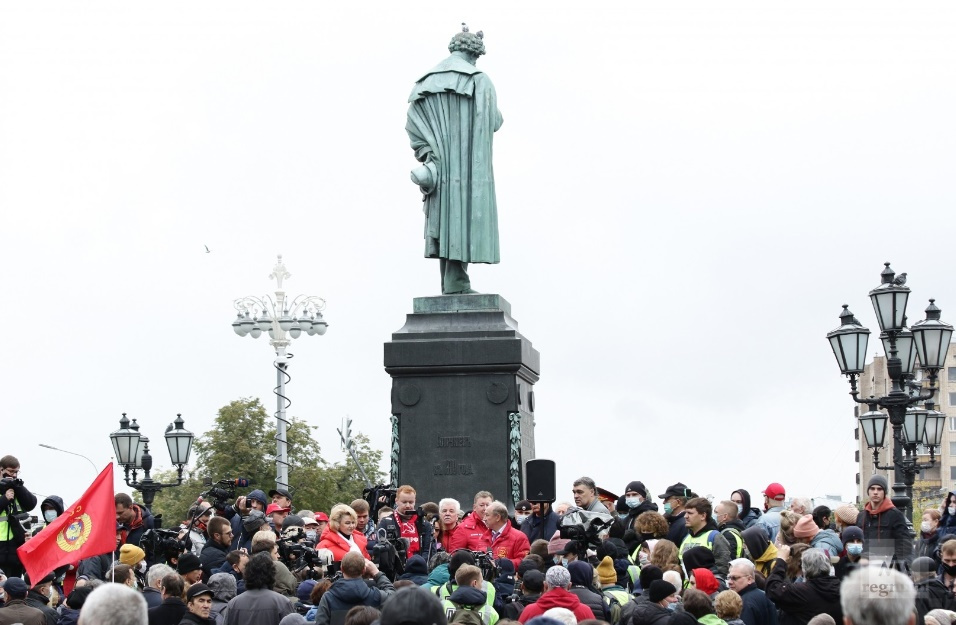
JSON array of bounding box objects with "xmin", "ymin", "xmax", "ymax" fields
[{"xmin": 2, "ymin": 451, "xmax": 956, "ymax": 625}]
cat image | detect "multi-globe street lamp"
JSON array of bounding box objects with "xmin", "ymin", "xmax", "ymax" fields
[
  {"xmin": 827, "ymin": 263, "xmax": 952, "ymax": 521},
  {"xmin": 231, "ymin": 255, "xmax": 327, "ymax": 492},
  {"xmin": 109, "ymin": 413, "xmax": 195, "ymax": 512}
]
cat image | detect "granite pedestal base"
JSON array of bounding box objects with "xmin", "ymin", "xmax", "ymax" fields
[{"xmin": 384, "ymin": 294, "xmax": 540, "ymax": 510}]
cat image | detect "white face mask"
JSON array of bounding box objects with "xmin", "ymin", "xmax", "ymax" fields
[
  {"xmin": 43, "ymin": 510, "xmax": 58, "ymax": 523},
  {"xmin": 736, "ymin": 503, "xmax": 744, "ymax": 516},
  {"xmin": 625, "ymin": 497, "xmax": 643, "ymax": 509},
  {"xmin": 137, "ymin": 561, "xmax": 148, "ymax": 574},
  {"xmin": 515, "ymin": 514, "xmax": 530, "ymax": 525},
  {"xmin": 948, "ymin": 505, "xmax": 955, "ymax": 516},
  {"xmin": 922, "ymin": 521, "xmax": 935, "ymax": 533}
]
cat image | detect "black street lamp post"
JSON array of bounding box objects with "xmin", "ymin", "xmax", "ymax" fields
[
  {"xmin": 827, "ymin": 263, "xmax": 951, "ymax": 522},
  {"xmin": 110, "ymin": 413, "xmax": 195, "ymax": 513}
]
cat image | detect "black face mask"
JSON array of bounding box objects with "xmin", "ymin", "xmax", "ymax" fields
[{"xmin": 944, "ymin": 563, "xmax": 956, "ymax": 577}]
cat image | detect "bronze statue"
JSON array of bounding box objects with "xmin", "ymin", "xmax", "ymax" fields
[{"xmin": 407, "ymin": 24, "xmax": 503, "ymax": 294}]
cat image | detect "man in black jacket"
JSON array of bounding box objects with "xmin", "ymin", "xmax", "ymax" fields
[
  {"xmin": 0, "ymin": 455, "xmax": 38, "ymax": 578},
  {"xmin": 148, "ymin": 573, "xmax": 187, "ymax": 625},
  {"xmin": 764, "ymin": 546, "xmax": 842, "ymax": 625},
  {"xmin": 23, "ymin": 573, "xmax": 59, "ymax": 625},
  {"xmin": 199, "ymin": 517, "xmax": 232, "ymax": 580},
  {"xmin": 913, "ymin": 556, "xmax": 956, "ymax": 624},
  {"xmin": 856, "ymin": 475, "xmax": 913, "ymax": 569}
]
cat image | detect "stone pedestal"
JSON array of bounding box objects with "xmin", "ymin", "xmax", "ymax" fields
[{"xmin": 384, "ymin": 294, "xmax": 540, "ymax": 510}]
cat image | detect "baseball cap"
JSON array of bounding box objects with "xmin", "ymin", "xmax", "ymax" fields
[
  {"xmin": 515, "ymin": 500, "xmax": 532, "ymax": 512},
  {"xmin": 185, "ymin": 583, "xmax": 214, "ymax": 601},
  {"xmin": 302, "ymin": 516, "xmax": 319, "ymax": 527},
  {"xmin": 266, "ymin": 503, "xmax": 291, "ymax": 515},
  {"xmin": 268, "ymin": 488, "xmax": 292, "ymax": 501},
  {"xmin": 314, "ymin": 512, "xmax": 329, "ymax": 522},
  {"xmin": 762, "ymin": 483, "xmax": 786, "ymax": 501},
  {"xmin": 658, "ymin": 482, "xmax": 692, "ymax": 500}
]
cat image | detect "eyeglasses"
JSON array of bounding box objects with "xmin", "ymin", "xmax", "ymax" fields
[{"xmin": 727, "ymin": 575, "xmax": 749, "ymax": 581}]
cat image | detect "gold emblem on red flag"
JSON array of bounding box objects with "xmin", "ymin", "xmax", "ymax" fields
[{"xmin": 57, "ymin": 514, "xmax": 93, "ymax": 552}]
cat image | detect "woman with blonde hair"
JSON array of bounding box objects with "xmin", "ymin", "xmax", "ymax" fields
[{"xmin": 317, "ymin": 503, "xmax": 370, "ymax": 561}]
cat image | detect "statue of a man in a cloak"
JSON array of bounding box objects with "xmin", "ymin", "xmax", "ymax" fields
[{"xmin": 406, "ymin": 24, "xmax": 503, "ymax": 295}]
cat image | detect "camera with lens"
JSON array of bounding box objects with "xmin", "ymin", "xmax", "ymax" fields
[
  {"xmin": 0, "ymin": 477, "xmax": 24, "ymax": 491},
  {"xmin": 201, "ymin": 477, "xmax": 249, "ymax": 512},
  {"xmin": 471, "ymin": 549, "xmax": 499, "ymax": 582},
  {"xmin": 370, "ymin": 516, "xmax": 407, "ymax": 580},
  {"xmin": 140, "ymin": 528, "xmax": 187, "ymax": 565},
  {"xmin": 362, "ymin": 484, "xmax": 397, "ymax": 519},
  {"xmin": 559, "ymin": 508, "xmax": 615, "ymax": 560}
]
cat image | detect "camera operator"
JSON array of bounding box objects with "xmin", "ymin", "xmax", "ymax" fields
[
  {"xmin": 392, "ymin": 485, "xmax": 434, "ymax": 561},
  {"xmin": 181, "ymin": 500, "xmax": 213, "ymax": 557},
  {"xmin": 250, "ymin": 530, "xmax": 297, "ymax": 598},
  {"xmin": 317, "ymin": 504, "xmax": 370, "ymax": 562},
  {"xmin": 224, "ymin": 489, "xmax": 268, "ymax": 550},
  {"xmin": 0, "ymin": 455, "xmax": 37, "ymax": 578}
]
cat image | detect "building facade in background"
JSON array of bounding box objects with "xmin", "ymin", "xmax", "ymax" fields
[{"xmin": 856, "ymin": 342, "xmax": 956, "ymax": 507}]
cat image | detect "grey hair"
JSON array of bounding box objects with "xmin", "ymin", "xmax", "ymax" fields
[
  {"xmin": 146, "ymin": 563, "xmax": 174, "ymax": 587},
  {"xmin": 78, "ymin": 584, "xmax": 148, "ymax": 625},
  {"xmin": 438, "ymin": 498, "xmax": 461, "ymax": 513},
  {"xmin": 729, "ymin": 558, "xmax": 755, "ymax": 577},
  {"xmin": 840, "ymin": 566, "xmax": 915, "ymax": 625},
  {"xmin": 801, "ymin": 548, "xmax": 831, "ymax": 579},
  {"xmin": 488, "ymin": 500, "xmax": 509, "ymax": 521},
  {"xmin": 573, "ymin": 477, "xmax": 596, "ymax": 492},
  {"xmin": 791, "ymin": 497, "xmax": 812, "ymax": 513},
  {"xmin": 543, "ymin": 607, "xmax": 577, "ymax": 625},
  {"xmin": 545, "ymin": 565, "xmax": 571, "ymax": 589}
]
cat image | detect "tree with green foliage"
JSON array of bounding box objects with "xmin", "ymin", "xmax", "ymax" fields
[{"xmin": 146, "ymin": 397, "xmax": 384, "ymax": 523}]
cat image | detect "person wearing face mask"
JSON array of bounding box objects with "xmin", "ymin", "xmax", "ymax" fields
[
  {"xmin": 658, "ymin": 483, "xmax": 693, "ymax": 545},
  {"xmin": 833, "ymin": 526, "xmax": 864, "ymax": 580},
  {"xmin": 513, "ymin": 500, "xmax": 533, "ymax": 528},
  {"xmin": 118, "ymin": 544, "xmax": 148, "ymax": 589},
  {"xmin": 616, "ymin": 481, "xmax": 658, "ymax": 538},
  {"xmin": 919, "ymin": 509, "xmax": 944, "ymax": 565},
  {"xmin": 730, "ymin": 489, "xmax": 761, "ymax": 530},
  {"xmin": 629, "ymin": 579, "xmax": 680, "ymax": 624},
  {"xmin": 912, "ymin": 555, "xmax": 956, "ymax": 623},
  {"xmin": 714, "ymin": 500, "xmax": 747, "ymax": 560},
  {"xmin": 939, "ymin": 492, "xmax": 956, "ymax": 540},
  {"xmin": 939, "ymin": 539, "xmax": 956, "ymax": 596},
  {"xmin": 301, "ymin": 515, "xmax": 320, "ymax": 545}
]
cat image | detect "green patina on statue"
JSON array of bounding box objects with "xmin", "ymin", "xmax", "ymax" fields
[{"xmin": 406, "ymin": 24, "xmax": 503, "ymax": 295}]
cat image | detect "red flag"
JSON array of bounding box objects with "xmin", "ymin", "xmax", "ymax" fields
[{"xmin": 18, "ymin": 464, "xmax": 116, "ymax": 584}]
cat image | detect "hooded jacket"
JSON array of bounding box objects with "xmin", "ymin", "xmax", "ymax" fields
[
  {"xmin": 809, "ymin": 529, "xmax": 843, "ymax": 561},
  {"xmin": 442, "ymin": 586, "xmax": 496, "ymax": 624},
  {"xmin": 118, "ymin": 503, "xmax": 154, "ymax": 552},
  {"xmin": 737, "ymin": 583, "xmax": 778, "ymax": 625},
  {"xmin": 422, "ymin": 562, "xmax": 450, "ymax": 590},
  {"xmin": 313, "ymin": 575, "xmax": 394, "ymax": 625},
  {"xmin": 742, "ymin": 526, "xmax": 778, "ymax": 578},
  {"xmin": 398, "ymin": 554, "xmax": 429, "ymax": 586},
  {"xmin": 623, "ymin": 599, "xmax": 673, "ymax": 625},
  {"xmin": 856, "ymin": 497, "xmax": 913, "ymax": 565},
  {"xmin": 732, "ymin": 489, "xmax": 762, "ymax": 529},
  {"xmin": 617, "ymin": 498, "xmax": 660, "ymax": 536},
  {"xmin": 517, "ymin": 587, "xmax": 596, "ymax": 623}
]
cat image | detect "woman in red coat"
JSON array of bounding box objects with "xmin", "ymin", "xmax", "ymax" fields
[{"xmin": 317, "ymin": 503, "xmax": 370, "ymax": 561}]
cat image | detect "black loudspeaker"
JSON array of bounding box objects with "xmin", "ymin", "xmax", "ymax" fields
[{"xmin": 525, "ymin": 459, "xmax": 556, "ymax": 502}]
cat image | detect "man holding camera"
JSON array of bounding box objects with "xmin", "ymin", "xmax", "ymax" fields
[
  {"xmin": 0, "ymin": 455, "xmax": 37, "ymax": 579},
  {"xmin": 392, "ymin": 485, "xmax": 434, "ymax": 561}
]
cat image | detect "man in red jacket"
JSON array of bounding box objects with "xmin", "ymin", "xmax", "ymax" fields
[
  {"xmin": 462, "ymin": 491, "xmax": 494, "ymax": 551},
  {"xmin": 483, "ymin": 501, "xmax": 531, "ymax": 569},
  {"xmin": 518, "ymin": 565, "xmax": 596, "ymax": 623}
]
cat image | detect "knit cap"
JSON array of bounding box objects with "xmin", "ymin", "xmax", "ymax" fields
[
  {"xmin": 119, "ymin": 544, "xmax": 146, "ymax": 566},
  {"xmin": 793, "ymin": 514, "xmax": 820, "ymax": 539},
  {"xmin": 596, "ymin": 556, "xmax": 617, "ymax": 585}
]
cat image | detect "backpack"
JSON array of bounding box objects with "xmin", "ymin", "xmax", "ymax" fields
[{"xmin": 448, "ymin": 609, "xmax": 484, "ymax": 625}]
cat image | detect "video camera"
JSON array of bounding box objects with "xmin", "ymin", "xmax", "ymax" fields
[
  {"xmin": 370, "ymin": 515, "xmax": 407, "ymax": 580},
  {"xmin": 362, "ymin": 484, "xmax": 396, "ymax": 519},
  {"xmin": 472, "ymin": 549, "xmax": 499, "ymax": 582},
  {"xmin": 559, "ymin": 507, "xmax": 616, "ymax": 561},
  {"xmin": 140, "ymin": 528, "xmax": 187, "ymax": 565},
  {"xmin": 201, "ymin": 477, "xmax": 249, "ymax": 512},
  {"xmin": 278, "ymin": 527, "xmax": 337, "ymax": 580}
]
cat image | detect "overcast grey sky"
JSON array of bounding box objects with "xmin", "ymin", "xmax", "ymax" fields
[{"xmin": 2, "ymin": 2, "xmax": 955, "ymax": 512}]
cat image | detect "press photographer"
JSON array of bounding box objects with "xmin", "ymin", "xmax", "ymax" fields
[{"xmin": 0, "ymin": 455, "xmax": 38, "ymax": 578}]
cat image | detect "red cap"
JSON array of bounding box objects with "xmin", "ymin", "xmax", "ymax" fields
[
  {"xmin": 266, "ymin": 503, "xmax": 291, "ymax": 515},
  {"xmin": 314, "ymin": 512, "xmax": 329, "ymax": 522},
  {"xmin": 762, "ymin": 483, "xmax": 786, "ymax": 501}
]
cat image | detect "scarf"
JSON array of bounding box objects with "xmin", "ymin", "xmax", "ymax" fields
[{"xmin": 755, "ymin": 543, "xmax": 778, "ymax": 576}]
